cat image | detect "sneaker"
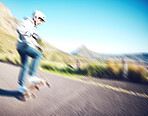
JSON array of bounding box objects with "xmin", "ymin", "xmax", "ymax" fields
[
  {"xmin": 17, "ymin": 85, "xmax": 28, "ymax": 92},
  {"xmin": 28, "ymin": 76, "xmax": 44, "ymax": 84}
]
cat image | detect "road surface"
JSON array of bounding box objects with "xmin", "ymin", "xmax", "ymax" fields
[{"xmin": 0, "ymin": 62, "xmax": 148, "ymax": 116}]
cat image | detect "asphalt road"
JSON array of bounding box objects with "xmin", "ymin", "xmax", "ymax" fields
[{"xmin": 0, "ymin": 62, "xmax": 148, "ymax": 116}]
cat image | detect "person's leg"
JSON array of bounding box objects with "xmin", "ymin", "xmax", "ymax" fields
[
  {"xmin": 17, "ymin": 49, "xmax": 29, "ymax": 86},
  {"xmin": 29, "ymin": 55, "xmax": 41, "ymax": 76},
  {"xmin": 24, "ymin": 45, "xmax": 42, "ymax": 76}
]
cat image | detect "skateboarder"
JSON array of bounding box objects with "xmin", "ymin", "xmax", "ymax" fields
[{"xmin": 16, "ymin": 10, "xmax": 46, "ymax": 92}]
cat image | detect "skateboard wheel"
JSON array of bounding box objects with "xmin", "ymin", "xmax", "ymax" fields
[
  {"xmin": 46, "ymin": 82, "xmax": 50, "ymax": 87},
  {"xmin": 35, "ymin": 85, "xmax": 39, "ymax": 91},
  {"xmin": 31, "ymin": 93, "xmax": 36, "ymax": 99},
  {"xmin": 26, "ymin": 95, "xmax": 30, "ymax": 98},
  {"xmin": 19, "ymin": 95, "xmax": 26, "ymax": 102},
  {"xmin": 21, "ymin": 97, "xmax": 26, "ymax": 102}
]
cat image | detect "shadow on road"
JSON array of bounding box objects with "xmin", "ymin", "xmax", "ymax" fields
[{"xmin": 0, "ymin": 88, "xmax": 25, "ymax": 102}]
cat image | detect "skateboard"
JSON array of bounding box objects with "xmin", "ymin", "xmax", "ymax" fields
[{"xmin": 20, "ymin": 78, "xmax": 50, "ymax": 102}]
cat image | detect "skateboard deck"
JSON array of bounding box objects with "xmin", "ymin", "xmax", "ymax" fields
[{"xmin": 20, "ymin": 78, "xmax": 50, "ymax": 101}]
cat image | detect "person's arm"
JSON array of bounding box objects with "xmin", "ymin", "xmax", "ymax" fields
[
  {"xmin": 32, "ymin": 33, "xmax": 43, "ymax": 52},
  {"xmin": 32, "ymin": 33, "xmax": 42, "ymax": 43}
]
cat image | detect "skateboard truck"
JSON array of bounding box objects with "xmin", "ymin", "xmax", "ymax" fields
[{"xmin": 19, "ymin": 78, "xmax": 50, "ymax": 102}]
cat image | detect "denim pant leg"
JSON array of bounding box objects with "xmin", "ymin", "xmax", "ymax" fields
[
  {"xmin": 24, "ymin": 45, "xmax": 42, "ymax": 76},
  {"xmin": 17, "ymin": 49, "xmax": 29, "ymax": 86},
  {"xmin": 17, "ymin": 42, "xmax": 42, "ymax": 86}
]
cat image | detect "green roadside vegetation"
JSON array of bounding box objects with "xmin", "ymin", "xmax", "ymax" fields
[
  {"xmin": 40, "ymin": 61, "xmax": 148, "ymax": 84},
  {"xmin": 0, "ymin": 30, "xmax": 148, "ymax": 84}
]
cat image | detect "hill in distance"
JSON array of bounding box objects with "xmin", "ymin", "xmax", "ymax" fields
[{"xmin": 71, "ymin": 45, "xmax": 148, "ymax": 63}]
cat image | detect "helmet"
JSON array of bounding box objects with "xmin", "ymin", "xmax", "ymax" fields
[{"xmin": 32, "ymin": 10, "xmax": 46, "ymax": 22}]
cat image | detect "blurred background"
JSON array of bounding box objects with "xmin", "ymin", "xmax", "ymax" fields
[{"xmin": 0, "ymin": 0, "xmax": 148, "ymax": 84}]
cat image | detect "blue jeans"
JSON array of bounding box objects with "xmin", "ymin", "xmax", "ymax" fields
[{"xmin": 17, "ymin": 42, "xmax": 42, "ymax": 86}]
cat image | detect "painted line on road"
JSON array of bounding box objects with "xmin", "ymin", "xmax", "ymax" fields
[
  {"xmin": 87, "ymin": 80, "xmax": 148, "ymax": 98},
  {"xmin": 67, "ymin": 77, "xmax": 148, "ymax": 98},
  {"xmin": 40, "ymin": 69, "xmax": 148, "ymax": 98}
]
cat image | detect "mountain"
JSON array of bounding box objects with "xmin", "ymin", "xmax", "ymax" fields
[
  {"xmin": 0, "ymin": 2, "xmax": 66, "ymax": 63},
  {"xmin": 71, "ymin": 45, "xmax": 103, "ymax": 59},
  {"xmin": 0, "ymin": 2, "xmax": 20, "ymax": 38},
  {"xmin": 72, "ymin": 45, "xmax": 148, "ymax": 63}
]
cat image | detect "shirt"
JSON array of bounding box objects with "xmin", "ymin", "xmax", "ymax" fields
[{"xmin": 17, "ymin": 17, "xmax": 40, "ymax": 48}]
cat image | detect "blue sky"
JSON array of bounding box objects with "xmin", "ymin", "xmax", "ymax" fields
[{"xmin": 1, "ymin": 0, "xmax": 148, "ymax": 54}]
